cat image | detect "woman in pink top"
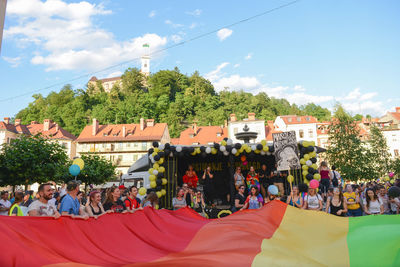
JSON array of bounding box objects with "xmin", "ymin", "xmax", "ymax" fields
[{"xmin": 318, "ymin": 161, "xmax": 331, "ymax": 200}]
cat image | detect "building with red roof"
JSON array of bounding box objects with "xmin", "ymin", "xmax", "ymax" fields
[
  {"xmin": 176, "ymin": 123, "xmax": 228, "ymax": 145},
  {"xmin": 0, "ymin": 118, "xmax": 76, "ymax": 159},
  {"xmin": 274, "ymin": 115, "xmax": 318, "ymax": 144},
  {"xmin": 76, "ymin": 118, "xmax": 170, "ymax": 174}
]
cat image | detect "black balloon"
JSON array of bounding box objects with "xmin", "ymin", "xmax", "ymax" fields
[
  {"xmin": 170, "ymin": 146, "xmax": 176, "ymax": 152},
  {"xmin": 308, "ymin": 167, "xmax": 315, "ymax": 174},
  {"xmin": 158, "ymin": 152, "xmax": 165, "ymax": 158},
  {"xmin": 298, "ymin": 183, "xmax": 308, "ymax": 193},
  {"xmin": 200, "ymin": 146, "xmax": 206, "ymax": 152},
  {"xmin": 214, "ymin": 143, "xmax": 220, "ymax": 149},
  {"xmin": 148, "ymin": 148, "xmax": 154, "ymax": 155},
  {"xmin": 306, "ymin": 173, "xmax": 314, "ymax": 181},
  {"xmin": 164, "ymin": 149, "xmax": 170, "ymax": 156},
  {"xmin": 152, "ymin": 141, "xmax": 159, "ymax": 148},
  {"xmin": 234, "ymin": 143, "xmax": 241, "ymax": 149},
  {"xmin": 269, "ymin": 146, "xmax": 274, "ymax": 152},
  {"xmin": 154, "ymin": 155, "xmax": 160, "ymax": 161},
  {"xmin": 388, "ymin": 186, "xmax": 400, "ymax": 198},
  {"xmin": 311, "ymin": 157, "xmax": 317, "ymax": 163},
  {"xmin": 164, "ymin": 143, "xmax": 171, "ymax": 149},
  {"xmin": 256, "ymin": 144, "xmax": 263, "ymax": 150},
  {"xmin": 223, "ymin": 137, "xmax": 228, "ymax": 141},
  {"xmin": 307, "ymin": 146, "xmax": 314, "ymax": 152},
  {"xmin": 189, "ymin": 147, "xmax": 195, "ymax": 153},
  {"xmin": 226, "ymin": 145, "xmax": 232, "ymax": 152},
  {"xmin": 156, "ymin": 179, "xmax": 162, "ymax": 186},
  {"xmin": 157, "ymin": 172, "xmax": 164, "ymax": 178},
  {"xmin": 156, "ymin": 185, "xmax": 162, "ymax": 191},
  {"xmin": 301, "ymin": 147, "xmax": 307, "ymax": 155}
]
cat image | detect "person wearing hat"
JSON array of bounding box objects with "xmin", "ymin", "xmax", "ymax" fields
[
  {"xmin": 59, "ymin": 181, "xmax": 88, "ymax": 219},
  {"xmin": 265, "ymin": 185, "xmax": 280, "ymax": 204}
]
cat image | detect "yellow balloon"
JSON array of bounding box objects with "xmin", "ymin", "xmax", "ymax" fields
[
  {"xmin": 155, "ymin": 204, "xmax": 159, "ymax": 210},
  {"xmin": 148, "ymin": 168, "xmax": 154, "ymax": 175},
  {"xmin": 159, "ymin": 158, "xmax": 164, "ymax": 164},
  {"xmin": 153, "ymin": 163, "xmax": 159, "ymax": 170},
  {"xmin": 304, "ymin": 154, "xmax": 310, "ymax": 160},
  {"xmin": 303, "ymin": 141, "xmax": 310, "ymax": 147},
  {"xmin": 310, "ymin": 151, "xmax": 317, "ymax": 158},
  {"xmin": 300, "ymin": 158, "xmax": 306, "ymax": 165},
  {"xmin": 162, "ymin": 178, "xmax": 167, "ymax": 185},
  {"xmin": 221, "ymin": 140, "xmax": 227, "ymax": 146},
  {"xmin": 73, "ymin": 158, "xmax": 84, "ymax": 170},
  {"xmin": 149, "ymin": 175, "xmax": 156, "ymax": 181},
  {"xmin": 156, "ymin": 191, "xmax": 162, "ymax": 198},
  {"xmin": 255, "ymin": 150, "xmax": 261, "ymax": 154},
  {"xmin": 159, "ymin": 166, "xmax": 165, "ymax": 173},
  {"xmin": 287, "ymin": 175, "xmax": 294, "ymax": 183},
  {"xmin": 302, "ymin": 165, "xmax": 309, "ymax": 170},
  {"xmin": 152, "ymin": 152, "xmax": 157, "ymax": 157},
  {"xmin": 195, "ymin": 147, "xmax": 201, "ymax": 154},
  {"xmin": 211, "ymin": 148, "xmax": 217, "ymax": 154},
  {"xmin": 262, "ymin": 146, "xmax": 269, "ymax": 152},
  {"xmin": 138, "ymin": 187, "xmax": 147, "ymax": 196},
  {"xmin": 154, "ymin": 148, "xmax": 159, "ymax": 153},
  {"xmin": 302, "ymin": 170, "xmax": 308, "ymax": 176},
  {"xmin": 310, "ymin": 141, "xmax": 315, "ymax": 146},
  {"xmin": 246, "ymin": 148, "xmax": 251, "ymax": 153},
  {"xmin": 261, "ymin": 140, "xmax": 267, "ymax": 146},
  {"xmin": 161, "ymin": 189, "xmax": 166, "ymax": 196},
  {"xmin": 314, "ymin": 173, "xmax": 321, "ymax": 180},
  {"xmin": 311, "ymin": 164, "xmax": 318, "ymax": 170},
  {"xmin": 150, "ymin": 181, "xmax": 156, "ymax": 188}
]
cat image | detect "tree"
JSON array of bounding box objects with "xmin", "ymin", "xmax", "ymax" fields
[
  {"xmin": 327, "ymin": 105, "xmax": 372, "ymax": 181},
  {"xmin": 73, "ymin": 154, "xmax": 116, "ymax": 191},
  {"xmin": 368, "ymin": 124, "xmax": 392, "ymax": 177},
  {"xmin": 121, "ymin": 68, "xmax": 145, "ymax": 94},
  {"xmin": 0, "ymin": 135, "xmax": 69, "ymax": 188}
]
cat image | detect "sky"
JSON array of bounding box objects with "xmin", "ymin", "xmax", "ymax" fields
[{"xmin": 1, "ymin": 0, "xmax": 400, "ymax": 120}]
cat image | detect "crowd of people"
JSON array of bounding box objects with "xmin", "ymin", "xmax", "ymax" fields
[{"xmin": 0, "ymin": 181, "xmax": 160, "ymax": 218}]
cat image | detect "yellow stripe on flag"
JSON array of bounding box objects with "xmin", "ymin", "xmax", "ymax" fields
[{"xmin": 252, "ymin": 205, "xmax": 350, "ymax": 267}]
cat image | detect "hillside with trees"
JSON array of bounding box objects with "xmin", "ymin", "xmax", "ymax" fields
[{"xmin": 16, "ymin": 67, "xmax": 331, "ymax": 137}]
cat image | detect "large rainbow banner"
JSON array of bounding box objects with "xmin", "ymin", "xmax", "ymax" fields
[{"xmin": 0, "ymin": 201, "xmax": 399, "ymax": 266}]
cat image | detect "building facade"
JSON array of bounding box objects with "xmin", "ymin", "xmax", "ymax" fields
[
  {"xmin": 0, "ymin": 118, "xmax": 76, "ymax": 159},
  {"xmin": 76, "ymin": 118, "xmax": 170, "ymax": 174},
  {"xmin": 274, "ymin": 115, "xmax": 318, "ymax": 144},
  {"xmin": 228, "ymin": 113, "xmax": 266, "ymax": 143},
  {"xmin": 382, "ymin": 129, "xmax": 400, "ymax": 158}
]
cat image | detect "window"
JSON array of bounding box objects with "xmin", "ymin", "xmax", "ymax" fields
[
  {"xmin": 133, "ymin": 154, "xmax": 138, "ymax": 161},
  {"xmin": 102, "ymin": 143, "xmax": 106, "ymax": 148},
  {"xmin": 192, "ymin": 142, "xmax": 199, "ymax": 145},
  {"xmin": 142, "ymin": 142, "xmax": 147, "ymax": 150},
  {"xmin": 299, "ymin": 130, "xmax": 304, "ymax": 138},
  {"xmin": 234, "ymin": 127, "xmax": 238, "ymax": 134},
  {"xmin": 297, "ymin": 117, "xmax": 301, "ymax": 122},
  {"xmin": 62, "ymin": 142, "xmax": 67, "ymax": 148},
  {"xmin": 126, "ymin": 143, "xmax": 131, "ymax": 148},
  {"xmin": 118, "ymin": 155, "xmax": 123, "ymax": 161},
  {"xmin": 119, "ymin": 143, "xmax": 123, "ymax": 149},
  {"xmin": 308, "ymin": 129, "xmax": 313, "ymax": 138},
  {"xmin": 395, "ymin": 150, "xmax": 399, "ymax": 157},
  {"xmin": 288, "ymin": 118, "xmax": 292, "ymax": 122},
  {"xmin": 216, "ymin": 133, "xmax": 221, "ymax": 137},
  {"xmin": 306, "ymin": 117, "xmax": 310, "ymax": 121},
  {"xmin": 189, "ymin": 134, "xmax": 194, "ymax": 138}
]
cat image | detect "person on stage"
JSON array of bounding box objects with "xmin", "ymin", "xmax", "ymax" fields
[
  {"xmin": 183, "ymin": 165, "xmax": 198, "ymax": 189},
  {"xmin": 202, "ymin": 166, "xmax": 215, "ymax": 205},
  {"xmin": 246, "ymin": 166, "xmax": 260, "ymax": 192}
]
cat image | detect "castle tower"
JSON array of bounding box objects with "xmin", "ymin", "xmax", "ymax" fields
[{"xmin": 141, "ymin": 55, "xmax": 150, "ymax": 76}]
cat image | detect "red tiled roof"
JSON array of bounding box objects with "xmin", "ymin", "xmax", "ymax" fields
[
  {"xmin": 76, "ymin": 123, "xmax": 167, "ymax": 143},
  {"xmin": 99, "ymin": 76, "xmax": 121, "ymax": 83},
  {"xmin": 280, "ymin": 115, "xmax": 318, "ymax": 125},
  {"xmin": 389, "ymin": 112, "xmax": 400, "ymax": 122},
  {"xmin": 317, "ymin": 122, "xmax": 331, "ymax": 135},
  {"xmin": 265, "ymin": 121, "xmax": 281, "ymax": 141},
  {"xmin": 170, "ymin": 138, "xmax": 180, "ymax": 145},
  {"xmin": 0, "ymin": 120, "xmax": 76, "ymax": 140},
  {"xmin": 177, "ymin": 126, "xmax": 227, "ymax": 145}
]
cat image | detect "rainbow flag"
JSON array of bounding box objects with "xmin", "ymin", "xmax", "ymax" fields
[{"xmin": 0, "ymin": 201, "xmax": 399, "ymax": 266}]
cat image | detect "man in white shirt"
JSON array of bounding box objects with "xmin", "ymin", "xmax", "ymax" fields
[
  {"xmin": 28, "ymin": 183, "xmax": 60, "ymax": 218},
  {"xmin": 0, "ymin": 191, "xmax": 11, "ymax": 215}
]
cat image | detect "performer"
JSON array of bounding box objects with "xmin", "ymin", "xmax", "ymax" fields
[
  {"xmin": 246, "ymin": 166, "xmax": 260, "ymax": 192},
  {"xmin": 183, "ymin": 165, "xmax": 198, "ymax": 189},
  {"xmin": 234, "ymin": 167, "xmax": 245, "ymax": 191},
  {"xmin": 202, "ymin": 166, "xmax": 215, "ymax": 205}
]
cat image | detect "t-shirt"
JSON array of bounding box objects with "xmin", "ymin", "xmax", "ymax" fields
[
  {"xmin": 172, "ymin": 197, "xmax": 186, "ymax": 210},
  {"xmin": 59, "ymin": 194, "xmax": 80, "ymax": 215},
  {"xmin": 378, "ymin": 194, "xmax": 390, "ymax": 213},
  {"xmin": 103, "ymin": 199, "xmax": 126, "ymax": 213},
  {"xmin": 235, "ymin": 193, "xmax": 246, "ymax": 205},
  {"xmin": 390, "ymin": 198, "xmax": 400, "ymax": 212},
  {"xmin": 344, "ymin": 192, "xmax": 360, "ymax": 210},
  {"xmin": 363, "ymin": 198, "xmax": 382, "ymax": 214},
  {"xmin": 0, "ymin": 199, "xmax": 11, "ymax": 216},
  {"xmin": 124, "ymin": 196, "xmax": 141, "ymax": 210},
  {"xmin": 304, "ymin": 194, "xmax": 322, "ymax": 209},
  {"xmin": 28, "ymin": 200, "xmax": 57, "ymax": 216}
]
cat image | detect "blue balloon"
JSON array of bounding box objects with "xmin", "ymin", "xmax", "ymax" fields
[
  {"xmin": 268, "ymin": 185, "xmax": 279, "ymax": 195},
  {"xmin": 69, "ymin": 164, "xmax": 80, "ymax": 176}
]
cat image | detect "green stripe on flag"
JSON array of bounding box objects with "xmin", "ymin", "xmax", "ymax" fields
[
  {"xmin": 143, "ymin": 43, "xmax": 149, "ymax": 48},
  {"xmin": 348, "ymin": 215, "xmax": 400, "ymax": 267}
]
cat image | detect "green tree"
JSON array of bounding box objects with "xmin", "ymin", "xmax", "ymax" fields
[
  {"xmin": 73, "ymin": 154, "xmax": 116, "ymax": 192},
  {"xmin": 0, "ymin": 135, "xmax": 69, "ymax": 188},
  {"xmin": 121, "ymin": 68, "xmax": 145, "ymax": 94},
  {"xmin": 368, "ymin": 124, "xmax": 392, "ymax": 177},
  {"xmin": 327, "ymin": 105, "xmax": 372, "ymax": 181}
]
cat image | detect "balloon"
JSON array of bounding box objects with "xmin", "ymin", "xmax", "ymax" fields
[
  {"xmin": 246, "ymin": 147, "xmax": 252, "ymax": 153},
  {"xmin": 310, "ymin": 141, "xmax": 315, "ymax": 146},
  {"xmin": 256, "ymin": 144, "xmax": 263, "ymax": 150},
  {"xmin": 156, "ymin": 191, "xmax": 162, "ymax": 198},
  {"xmin": 154, "ymin": 155, "xmax": 160, "ymax": 161},
  {"xmin": 159, "ymin": 166, "xmax": 165, "ymax": 173},
  {"xmin": 255, "ymin": 150, "xmax": 261, "ymax": 154},
  {"xmin": 159, "ymin": 158, "xmax": 164, "ymax": 164},
  {"xmin": 69, "ymin": 164, "xmax": 80, "ymax": 176},
  {"xmin": 152, "ymin": 169, "xmax": 159, "ymax": 175},
  {"xmin": 310, "ymin": 151, "xmax": 317, "ymax": 158},
  {"xmin": 162, "ymin": 178, "xmax": 167, "ymax": 185},
  {"xmin": 231, "ymin": 148, "xmax": 237, "ymax": 154},
  {"xmin": 306, "ymin": 173, "xmax": 314, "ymax": 181},
  {"xmin": 139, "ymin": 187, "xmax": 147, "ymax": 196},
  {"xmin": 307, "ymin": 146, "xmax": 314, "ymax": 153},
  {"xmin": 234, "ymin": 143, "xmax": 242, "ymax": 149},
  {"xmin": 268, "ymin": 146, "xmax": 274, "ymax": 152},
  {"xmin": 268, "ymin": 185, "xmax": 279, "ymax": 195},
  {"xmin": 211, "ymin": 148, "xmax": 217, "ymax": 154},
  {"xmin": 287, "ymin": 175, "xmax": 294, "ymax": 183},
  {"xmin": 313, "ymin": 173, "xmax": 321, "ymax": 180},
  {"xmin": 241, "ymin": 155, "xmax": 246, "ymax": 162},
  {"xmin": 221, "ymin": 140, "xmax": 227, "ymax": 146},
  {"xmin": 153, "ymin": 163, "xmax": 159, "ymax": 169},
  {"xmin": 261, "ymin": 140, "xmax": 267, "ymax": 146},
  {"xmin": 176, "ymin": 145, "xmax": 182, "ymax": 152},
  {"xmin": 152, "ymin": 152, "xmax": 157, "ymax": 157},
  {"xmin": 226, "ymin": 139, "xmax": 233, "ymax": 146},
  {"xmin": 311, "ymin": 163, "xmax": 318, "ymax": 170},
  {"xmin": 302, "ymin": 170, "xmax": 308, "ymax": 176},
  {"xmin": 311, "ymin": 157, "xmax": 317, "ymax": 163},
  {"xmin": 260, "ymin": 151, "xmax": 266, "ymax": 155},
  {"xmin": 148, "ymin": 168, "xmax": 154, "ymax": 175},
  {"xmin": 251, "ymin": 145, "xmax": 256, "ymax": 151},
  {"xmin": 148, "ymin": 148, "xmax": 154, "ymax": 155},
  {"xmin": 300, "ymin": 158, "xmax": 306, "ymax": 165},
  {"xmin": 220, "ymin": 145, "xmax": 226, "ymax": 152},
  {"xmin": 161, "ymin": 189, "xmax": 166, "ymax": 196},
  {"xmin": 384, "ymin": 176, "xmax": 390, "ymax": 181},
  {"xmin": 205, "ymin": 147, "xmax": 212, "ymax": 154},
  {"xmin": 306, "ymin": 160, "xmax": 312, "ymax": 166},
  {"xmin": 388, "ymin": 186, "xmax": 400, "ymax": 198},
  {"xmin": 304, "ymin": 154, "xmax": 310, "ymax": 160},
  {"xmin": 150, "ymin": 181, "xmax": 156, "ymax": 188},
  {"xmin": 214, "ymin": 143, "xmax": 220, "ymax": 149},
  {"xmin": 223, "ymin": 151, "xmax": 230, "ymax": 156},
  {"xmin": 149, "ymin": 175, "xmax": 156, "ymax": 181},
  {"xmin": 152, "ymin": 141, "xmax": 159, "ymax": 148},
  {"xmin": 154, "ymin": 147, "xmax": 159, "ymax": 153},
  {"xmin": 158, "ymin": 143, "xmax": 165, "ymax": 150},
  {"xmin": 309, "ymin": 179, "xmax": 319, "ymax": 189},
  {"xmin": 243, "ymin": 161, "xmax": 248, "ymax": 166},
  {"xmin": 72, "ymin": 158, "xmax": 84, "ymax": 170},
  {"xmin": 262, "ymin": 145, "xmax": 269, "ymax": 152},
  {"xmin": 389, "ymin": 172, "xmax": 395, "ymax": 178},
  {"xmin": 302, "ymin": 165, "xmax": 309, "ymax": 170}
]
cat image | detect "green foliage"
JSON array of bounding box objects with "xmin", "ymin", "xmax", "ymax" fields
[
  {"xmin": 15, "ymin": 67, "xmax": 332, "ymax": 138},
  {"xmin": 368, "ymin": 124, "xmax": 391, "ymax": 177},
  {"xmin": 73, "ymin": 154, "xmax": 116, "ymax": 190},
  {"xmin": 0, "ymin": 135, "xmax": 69, "ymax": 186}
]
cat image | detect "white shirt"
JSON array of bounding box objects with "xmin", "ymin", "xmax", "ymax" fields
[
  {"xmin": 305, "ymin": 194, "xmax": 322, "ymax": 209},
  {"xmin": 28, "ymin": 200, "xmax": 57, "ymax": 216},
  {"xmin": 363, "ymin": 198, "xmax": 382, "ymax": 214},
  {"xmin": 0, "ymin": 199, "xmax": 11, "ymax": 215},
  {"xmin": 390, "ymin": 198, "xmax": 400, "ymax": 212}
]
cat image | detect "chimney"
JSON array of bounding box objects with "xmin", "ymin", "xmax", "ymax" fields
[
  {"xmin": 224, "ymin": 120, "xmax": 228, "ymax": 128},
  {"xmin": 92, "ymin": 118, "xmax": 99, "ymax": 136},
  {"xmin": 3, "ymin": 117, "xmax": 10, "ymax": 124},
  {"xmin": 140, "ymin": 118, "xmax": 146, "ymax": 131},
  {"xmin": 193, "ymin": 122, "xmax": 198, "ymax": 135},
  {"xmin": 55, "ymin": 124, "xmax": 59, "ymax": 132},
  {"xmin": 230, "ymin": 114, "xmax": 237, "ymax": 122},
  {"xmin": 15, "ymin": 119, "xmax": 21, "ymax": 126},
  {"xmin": 31, "ymin": 121, "xmax": 38, "ymax": 125},
  {"xmin": 396, "ymin": 107, "xmax": 400, "ymax": 113},
  {"xmin": 146, "ymin": 119, "xmax": 155, "ymax": 127},
  {"xmin": 122, "ymin": 126, "xmax": 126, "ymax": 137},
  {"xmin": 248, "ymin": 112, "xmax": 256, "ymax": 121},
  {"xmin": 43, "ymin": 119, "xmax": 52, "ymax": 131}
]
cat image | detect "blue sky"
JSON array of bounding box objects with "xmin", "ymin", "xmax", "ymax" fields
[{"xmin": 1, "ymin": 0, "xmax": 400, "ymax": 120}]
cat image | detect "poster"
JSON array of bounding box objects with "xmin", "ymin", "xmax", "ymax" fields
[{"xmin": 273, "ymin": 131, "xmax": 300, "ymax": 171}]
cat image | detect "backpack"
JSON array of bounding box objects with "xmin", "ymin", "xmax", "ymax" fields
[{"xmin": 125, "ymin": 197, "xmax": 141, "ymax": 209}]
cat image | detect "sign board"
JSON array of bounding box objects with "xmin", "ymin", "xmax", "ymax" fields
[{"xmin": 273, "ymin": 131, "xmax": 301, "ymax": 171}]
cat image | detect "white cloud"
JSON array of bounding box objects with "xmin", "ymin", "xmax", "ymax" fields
[
  {"xmin": 171, "ymin": 34, "xmax": 183, "ymax": 44},
  {"xmin": 233, "ymin": 63, "xmax": 240, "ymax": 68},
  {"xmin": 245, "ymin": 53, "xmax": 253, "ymax": 60},
  {"xmin": 217, "ymin": 28, "xmax": 233, "ymax": 41},
  {"xmin": 107, "ymin": 71, "xmax": 123, "ymax": 78},
  {"xmin": 186, "ymin": 9, "xmax": 202, "ymax": 17},
  {"xmin": 5, "ymin": 0, "xmax": 167, "ymax": 71},
  {"xmin": 204, "ymin": 62, "xmax": 230, "ymax": 82},
  {"xmin": 2, "ymin": 56, "xmax": 21, "ymax": 67},
  {"xmin": 189, "ymin": 23, "xmax": 197, "ymax": 29},
  {"xmin": 148, "ymin": 10, "xmax": 156, "ymax": 18},
  {"xmin": 165, "ymin": 19, "xmax": 184, "ymax": 28},
  {"xmin": 213, "ymin": 75, "xmax": 261, "ymax": 92}
]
